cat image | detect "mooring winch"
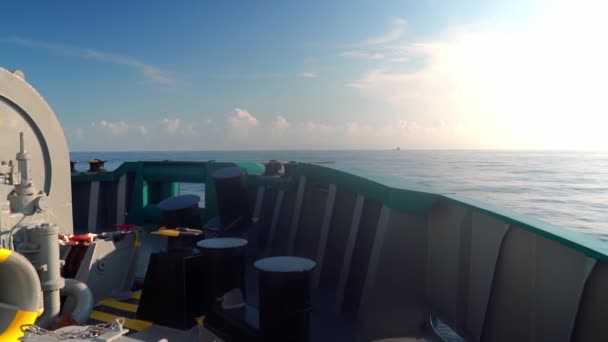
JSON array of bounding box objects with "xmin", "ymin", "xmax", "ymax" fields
[{"xmin": 0, "ymin": 68, "xmax": 93, "ymax": 340}]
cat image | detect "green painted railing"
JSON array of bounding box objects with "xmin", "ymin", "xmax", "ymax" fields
[
  {"xmin": 72, "ymin": 160, "xmax": 608, "ymax": 262},
  {"xmin": 299, "ymin": 163, "xmax": 608, "ymax": 262},
  {"xmin": 72, "ymin": 161, "xmax": 264, "ymax": 224}
]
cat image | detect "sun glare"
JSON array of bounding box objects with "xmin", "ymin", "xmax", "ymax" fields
[
  {"xmin": 482, "ymin": 2, "xmax": 608, "ymax": 149},
  {"xmin": 441, "ymin": 0, "xmax": 608, "ymax": 149}
]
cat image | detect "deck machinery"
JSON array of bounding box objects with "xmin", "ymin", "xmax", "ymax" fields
[{"xmin": 0, "ymin": 68, "xmax": 112, "ymax": 340}]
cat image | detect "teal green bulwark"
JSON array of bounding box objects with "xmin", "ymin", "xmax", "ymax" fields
[
  {"xmin": 71, "ymin": 161, "xmax": 264, "ymax": 225},
  {"xmin": 72, "ymin": 160, "xmax": 608, "ymax": 262}
]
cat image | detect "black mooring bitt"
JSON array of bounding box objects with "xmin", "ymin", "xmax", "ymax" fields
[
  {"xmin": 136, "ymin": 250, "xmax": 205, "ymax": 330},
  {"xmin": 87, "ymin": 159, "xmax": 106, "ymax": 172},
  {"xmin": 256, "ymin": 256, "xmax": 316, "ymax": 342},
  {"xmin": 211, "ymin": 167, "xmax": 251, "ymax": 232},
  {"xmin": 206, "ymin": 256, "xmax": 316, "ymax": 342}
]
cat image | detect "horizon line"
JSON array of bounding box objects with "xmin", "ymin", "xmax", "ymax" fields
[{"xmin": 69, "ymin": 148, "xmax": 608, "ymax": 153}]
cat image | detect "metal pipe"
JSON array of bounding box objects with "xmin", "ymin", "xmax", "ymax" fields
[
  {"xmin": 37, "ymin": 288, "xmax": 60, "ymax": 328},
  {"xmin": 61, "ymin": 279, "xmax": 94, "ymax": 324},
  {"xmin": 20, "ymin": 224, "xmax": 65, "ymax": 328},
  {"xmin": 17, "ymin": 132, "xmax": 30, "ymax": 185}
]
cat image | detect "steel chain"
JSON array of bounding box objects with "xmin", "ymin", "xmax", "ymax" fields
[{"xmin": 21, "ymin": 317, "xmax": 125, "ymax": 340}]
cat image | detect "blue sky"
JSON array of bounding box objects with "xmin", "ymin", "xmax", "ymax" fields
[{"xmin": 2, "ymin": 0, "xmax": 606, "ymax": 151}]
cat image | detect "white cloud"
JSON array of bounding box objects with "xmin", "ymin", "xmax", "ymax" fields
[
  {"xmin": 263, "ymin": 118, "xmax": 453, "ymax": 149},
  {"xmin": 99, "ymin": 120, "xmax": 129, "ymax": 135},
  {"xmin": 223, "ymin": 111, "xmax": 427, "ymax": 148},
  {"xmin": 398, "ymin": 120, "xmax": 420, "ymax": 133},
  {"xmin": 225, "ymin": 108, "xmax": 262, "ymax": 143},
  {"xmin": 355, "ymin": 17, "xmax": 407, "ymax": 46},
  {"xmin": 161, "ymin": 117, "xmax": 196, "ymax": 135},
  {"xmin": 161, "ymin": 118, "xmax": 181, "ymax": 134},
  {"xmin": 228, "ymin": 108, "xmax": 259, "ymax": 127},
  {"xmin": 78, "ymin": 114, "xmax": 456, "ymax": 150},
  {"xmin": 92, "ymin": 120, "xmax": 147, "ymax": 136},
  {"xmin": 298, "ymin": 71, "xmax": 319, "ymax": 78},
  {"xmin": 82, "ymin": 49, "xmax": 173, "ymax": 85},
  {"xmin": 340, "ymin": 51, "xmax": 385, "ymax": 60},
  {"xmin": 340, "ymin": 18, "xmax": 411, "ymax": 65},
  {"xmin": 272, "ymin": 116, "xmax": 290, "ymax": 132},
  {"xmin": 2, "ymin": 38, "xmax": 174, "ymax": 85}
]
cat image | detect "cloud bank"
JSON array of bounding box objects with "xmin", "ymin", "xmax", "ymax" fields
[{"xmin": 73, "ymin": 107, "xmax": 462, "ymax": 150}]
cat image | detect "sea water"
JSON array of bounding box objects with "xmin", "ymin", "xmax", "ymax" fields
[{"xmin": 71, "ymin": 150, "xmax": 608, "ymax": 241}]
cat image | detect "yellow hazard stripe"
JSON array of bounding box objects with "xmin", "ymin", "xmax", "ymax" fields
[
  {"xmin": 97, "ymin": 299, "xmax": 138, "ymax": 313},
  {"xmin": 90, "ymin": 310, "xmax": 152, "ymax": 331},
  {"xmin": 131, "ymin": 291, "xmax": 141, "ymax": 300},
  {"xmin": 0, "ymin": 249, "xmax": 11, "ymax": 263},
  {"xmin": 0, "ymin": 309, "xmax": 38, "ymax": 341}
]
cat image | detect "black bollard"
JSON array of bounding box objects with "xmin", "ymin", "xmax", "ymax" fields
[
  {"xmin": 87, "ymin": 159, "xmax": 106, "ymax": 172},
  {"xmin": 264, "ymin": 160, "xmax": 282, "ymax": 176},
  {"xmin": 212, "ymin": 167, "xmax": 250, "ymax": 231},
  {"xmin": 136, "ymin": 248, "xmax": 205, "ymax": 330},
  {"xmin": 197, "ymin": 238, "xmax": 248, "ymax": 313},
  {"xmin": 157, "ymin": 194, "xmax": 202, "ymax": 228},
  {"xmin": 282, "ymin": 161, "xmax": 298, "ymax": 178},
  {"xmin": 255, "ymin": 256, "xmax": 316, "ymax": 342},
  {"xmin": 157, "ymin": 194, "xmax": 203, "ymax": 251}
]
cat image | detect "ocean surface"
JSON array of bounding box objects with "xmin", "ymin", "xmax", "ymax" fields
[{"xmin": 71, "ymin": 150, "xmax": 608, "ymax": 241}]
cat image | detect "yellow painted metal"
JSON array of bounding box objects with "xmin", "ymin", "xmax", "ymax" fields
[
  {"xmin": 0, "ymin": 309, "xmax": 38, "ymax": 341},
  {"xmin": 154, "ymin": 229, "xmax": 179, "ymax": 237},
  {"xmin": 0, "ymin": 249, "xmax": 11, "ymax": 263}
]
